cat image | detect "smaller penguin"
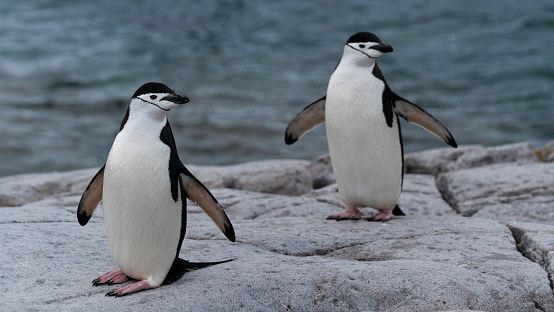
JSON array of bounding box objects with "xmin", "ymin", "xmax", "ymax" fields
[
  {"xmin": 77, "ymin": 82, "xmax": 235, "ymax": 297},
  {"xmin": 285, "ymin": 32, "xmax": 457, "ymax": 222}
]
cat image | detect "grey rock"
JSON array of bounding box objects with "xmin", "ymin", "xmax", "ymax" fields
[
  {"xmin": 436, "ymin": 162, "xmax": 554, "ymax": 222},
  {"xmin": 3, "ymin": 154, "xmax": 554, "ymax": 311},
  {"xmin": 405, "ymin": 145, "xmax": 480, "ymax": 175},
  {"xmin": 187, "ymin": 217, "xmax": 554, "ymax": 312},
  {"xmin": 398, "ymin": 174, "xmax": 455, "ymax": 216},
  {"xmin": 187, "ymin": 165, "xmax": 227, "ymax": 188},
  {"xmin": 3, "ymin": 214, "xmax": 553, "ymax": 311},
  {"xmin": 535, "ymin": 140, "xmax": 554, "ymax": 162},
  {"xmin": 218, "ymin": 159, "xmax": 313, "ymax": 196},
  {"xmin": 508, "ymin": 221, "xmax": 554, "ymax": 290},
  {"xmin": 190, "ymin": 159, "xmax": 313, "ymax": 196},
  {"xmin": 306, "ymin": 154, "xmax": 334, "ymax": 189},
  {"xmin": 187, "ymin": 187, "xmax": 341, "ymax": 223},
  {"xmin": 405, "ymin": 142, "xmax": 538, "ymax": 175},
  {"xmin": 0, "ymin": 168, "xmax": 97, "ymax": 207}
]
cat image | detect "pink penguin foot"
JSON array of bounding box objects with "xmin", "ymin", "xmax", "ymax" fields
[
  {"xmin": 366, "ymin": 210, "xmax": 393, "ymax": 222},
  {"xmin": 326, "ymin": 209, "xmax": 361, "ymax": 221},
  {"xmin": 92, "ymin": 269, "xmax": 129, "ymax": 286},
  {"xmin": 105, "ymin": 281, "xmax": 152, "ymax": 297}
]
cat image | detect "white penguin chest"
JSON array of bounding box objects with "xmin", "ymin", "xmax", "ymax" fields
[
  {"xmin": 325, "ymin": 64, "xmax": 403, "ymax": 208},
  {"xmin": 102, "ymin": 120, "xmax": 182, "ymax": 285}
]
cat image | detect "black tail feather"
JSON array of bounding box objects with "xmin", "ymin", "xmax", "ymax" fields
[
  {"xmin": 392, "ymin": 205, "xmax": 405, "ymax": 216},
  {"xmin": 163, "ymin": 258, "xmax": 234, "ymax": 285}
]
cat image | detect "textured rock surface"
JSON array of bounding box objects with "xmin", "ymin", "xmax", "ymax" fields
[
  {"xmin": 0, "ymin": 168, "xmax": 96, "ymax": 207},
  {"xmin": 508, "ymin": 221, "xmax": 554, "ymax": 290},
  {"xmin": 405, "ymin": 142, "xmax": 538, "ymax": 175},
  {"xmin": 190, "ymin": 159, "xmax": 314, "ymax": 195},
  {"xmin": 2, "ymin": 143, "xmax": 554, "ymax": 311},
  {"xmin": 535, "ymin": 140, "xmax": 554, "ymax": 162},
  {"xmin": 436, "ymin": 162, "xmax": 554, "ymax": 222}
]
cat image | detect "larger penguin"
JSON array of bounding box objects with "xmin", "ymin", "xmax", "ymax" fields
[
  {"xmin": 77, "ymin": 82, "xmax": 235, "ymax": 297},
  {"xmin": 285, "ymin": 32, "xmax": 457, "ymax": 221}
]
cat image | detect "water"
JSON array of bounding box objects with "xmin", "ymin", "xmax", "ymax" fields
[{"xmin": 0, "ymin": 0, "xmax": 553, "ymax": 177}]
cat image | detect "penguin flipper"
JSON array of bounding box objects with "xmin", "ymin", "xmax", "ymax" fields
[
  {"xmin": 77, "ymin": 165, "xmax": 105, "ymax": 226},
  {"xmin": 394, "ymin": 98, "xmax": 457, "ymax": 148},
  {"xmin": 284, "ymin": 95, "xmax": 326, "ymax": 145},
  {"xmin": 179, "ymin": 171, "xmax": 236, "ymax": 242}
]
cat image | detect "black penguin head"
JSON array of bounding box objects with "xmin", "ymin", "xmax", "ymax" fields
[
  {"xmin": 345, "ymin": 32, "xmax": 393, "ymax": 59},
  {"xmin": 131, "ymin": 82, "xmax": 189, "ymax": 112}
]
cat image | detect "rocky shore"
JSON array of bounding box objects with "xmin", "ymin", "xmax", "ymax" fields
[{"xmin": 1, "ymin": 141, "xmax": 554, "ymax": 311}]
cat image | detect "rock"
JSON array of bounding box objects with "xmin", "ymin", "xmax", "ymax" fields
[
  {"xmin": 405, "ymin": 145, "xmax": 480, "ymax": 175},
  {"xmin": 190, "ymin": 160, "xmax": 313, "ymax": 196},
  {"xmin": 508, "ymin": 221, "xmax": 554, "ymax": 290},
  {"xmin": 186, "ymin": 217, "xmax": 554, "ymax": 311},
  {"xmin": 535, "ymin": 140, "xmax": 554, "ymax": 162},
  {"xmin": 0, "ymin": 168, "xmax": 97, "ymax": 207},
  {"xmin": 3, "ymin": 213, "xmax": 553, "ymax": 311},
  {"xmin": 3, "ymin": 152, "xmax": 554, "ymax": 311},
  {"xmin": 398, "ymin": 174, "xmax": 455, "ymax": 216},
  {"xmin": 187, "ymin": 187, "xmax": 341, "ymax": 223},
  {"xmin": 218, "ymin": 159, "xmax": 313, "ymax": 196},
  {"xmin": 187, "ymin": 165, "xmax": 227, "ymax": 188},
  {"xmin": 306, "ymin": 154, "xmax": 334, "ymax": 189},
  {"xmin": 405, "ymin": 143, "xmax": 538, "ymax": 175},
  {"xmin": 436, "ymin": 162, "xmax": 554, "ymax": 222}
]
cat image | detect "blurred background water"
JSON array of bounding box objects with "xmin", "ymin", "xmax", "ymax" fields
[{"xmin": 0, "ymin": 0, "xmax": 552, "ymax": 177}]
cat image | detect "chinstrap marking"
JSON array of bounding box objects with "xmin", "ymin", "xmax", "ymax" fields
[
  {"xmin": 136, "ymin": 96, "xmax": 170, "ymax": 111},
  {"xmin": 347, "ymin": 44, "xmax": 375, "ymax": 59}
]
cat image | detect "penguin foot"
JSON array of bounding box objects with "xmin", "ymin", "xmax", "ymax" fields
[
  {"xmin": 365, "ymin": 210, "xmax": 393, "ymax": 222},
  {"xmin": 326, "ymin": 210, "xmax": 361, "ymax": 221},
  {"xmin": 92, "ymin": 269, "xmax": 129, "ymax": 286},
  {"xmin": 106, "ymin": 281, "xmax": 151, "ymax": 297}
]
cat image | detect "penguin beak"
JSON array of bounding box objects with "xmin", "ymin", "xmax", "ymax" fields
[
  {"xmin": 162, "ymin": 93, "xmax": 190, "ymax": 105},
  {"xmin": 370, "ymin": 43, "xmax": 393, "ymax": 53}
]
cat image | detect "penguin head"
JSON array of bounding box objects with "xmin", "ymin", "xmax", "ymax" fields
[
  {"xmin": 131, "ymin": 82, "xmax": 189, "ymax": 112},
  {"xmin": 344, "ymin": 32, "xmax": 393, "ymax": 62}
]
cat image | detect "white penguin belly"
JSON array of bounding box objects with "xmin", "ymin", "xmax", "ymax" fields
[
  {"xmin": 326, "ymin": 67, "xmax": 402, "ymax": 210},
  {"xmin": 103, "ymin": 130, "xmax": 182, "ymax": 287}
]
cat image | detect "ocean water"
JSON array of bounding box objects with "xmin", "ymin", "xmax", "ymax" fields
[{"xmin": 0, "ymin": 0, "xmax": 552, "ymax": 177}]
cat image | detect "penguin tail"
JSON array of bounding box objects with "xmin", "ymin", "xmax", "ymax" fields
[
  {"xmin": 392, "ymin": 205, "xmax": 406, "ymax": 216},
  {"xmin": 182, "ymin": 258, "xmax": 235, "ymax": 271},
  {"xmin": 163, "ymin": 258, "xmax": 235, "ymax": 285}
]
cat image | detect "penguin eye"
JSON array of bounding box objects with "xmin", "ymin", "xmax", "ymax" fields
[
  {"xmin": 359, "ymin": 44, "xmax": 366, "ymax": 49},
  {"xmin": 150, "ymin": 95, "xmax": 157, "ymax": 100}
]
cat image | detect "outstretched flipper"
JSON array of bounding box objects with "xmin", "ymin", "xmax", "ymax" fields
[
  {"xmin": 77, "ymin": 165, "xmax": 105, "ymax": 226},
  {"xmin": 285, "ymin": 96, "xmax": 326, "ymax": 144},
  {"xmin": 393, "ymin": 96, "xmax": 457, "ymax": 148},
  {"xmin": 179, "ymin": 166, "xmax": 235, "ymax": 242}
]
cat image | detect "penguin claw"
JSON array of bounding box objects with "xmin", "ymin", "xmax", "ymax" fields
[
  {"xmin": 105, "ymin": 290, "xmax": 116, "ymax": 297},
  {"xmin": 105, "ymin": 290, "xmax": 125, "ymax": 298},
  {"xmin": 92, "ymin": 268, "xmax": 128, "ymax": 286},
  {"xmin": 366, "ymin": 210, "xmax": 394, "ymax": 222},
  {"xmin": 105, "ymin": 281, "xmax": 151, "ymax": 297},
  {"xmin": 365, "ymin": 217, "xmax": 390, "ymax": 222},
  {"xmin": 336, "ymin": 216, "xmax": 360, "ymax": 221},
  {"xmin": 326, "ymin": 210, "xmax": 361, "ymax": 221}
]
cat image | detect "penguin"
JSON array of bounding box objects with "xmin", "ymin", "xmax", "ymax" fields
[
  {"xmin": 77, "ymin": 82, "xmax": 235, "ymax": 297},
  {"xmin": 285, "ymin": 32, "xmax": 457, "ymax": 222}
]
